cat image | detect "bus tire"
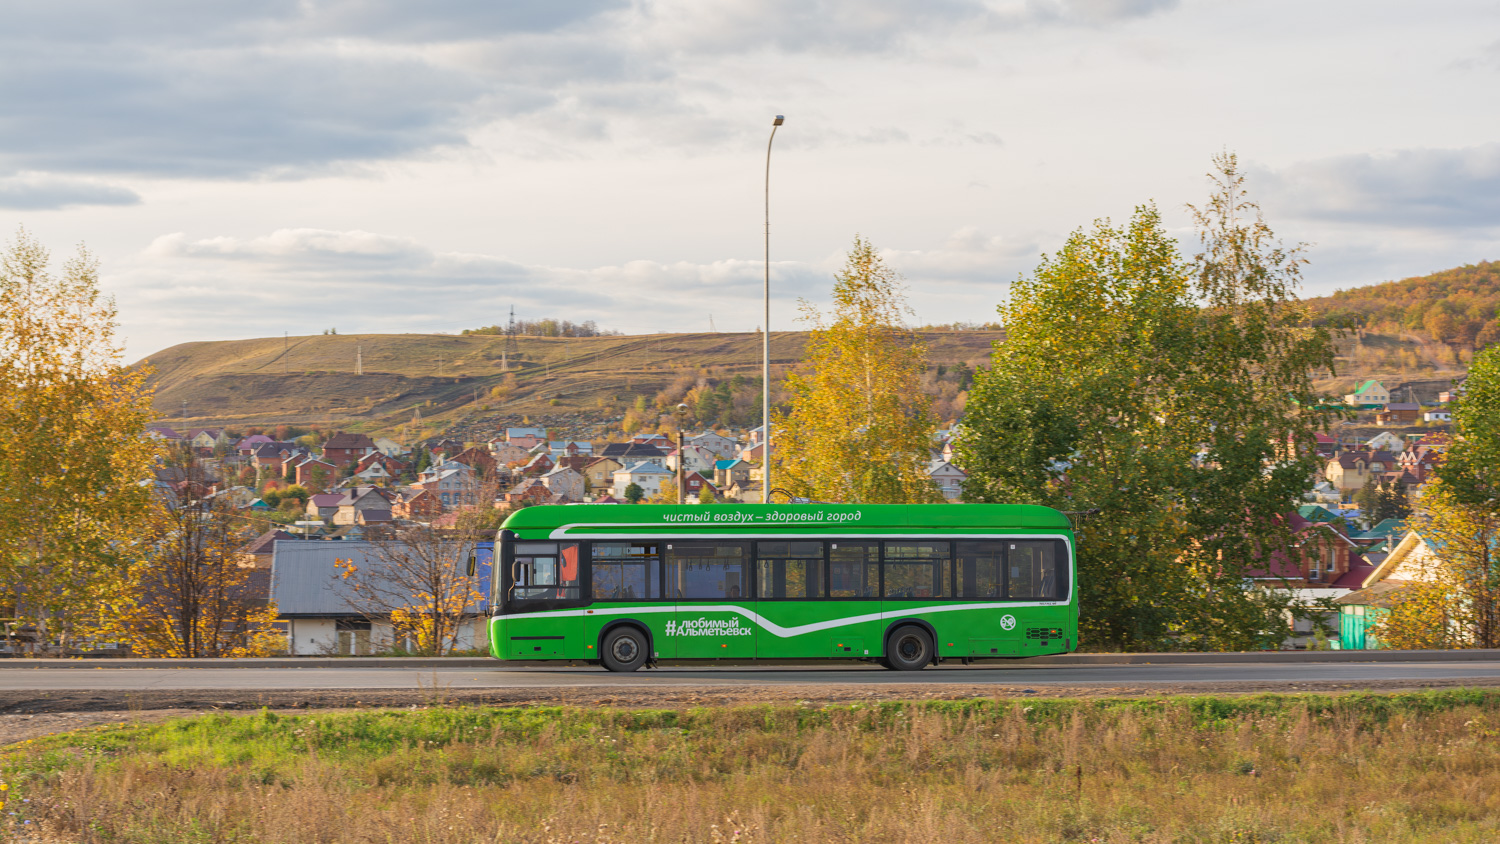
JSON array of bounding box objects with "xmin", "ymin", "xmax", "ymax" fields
[
  {"xmin": 885, "ymin": 625, "xmax": 932, "ymax": 671},
  {"xmin": 601, "ymin": 626, "xmax": 649, "ymax": 672}
]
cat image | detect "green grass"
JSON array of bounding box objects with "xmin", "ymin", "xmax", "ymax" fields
[{"xmin": 6, "ymin": 690, "xmax": 1500, "ymax": 842}]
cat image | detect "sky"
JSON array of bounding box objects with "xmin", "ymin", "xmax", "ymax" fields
[{"xmin": 3, "ymin": 0, "xmax": 1500, "ymax": 360}]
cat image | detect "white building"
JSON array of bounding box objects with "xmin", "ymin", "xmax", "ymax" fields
[
  {"xmin": 926, "ymin": 459, "xmax": 967, "ymax": 502},
  {"xmin": 613, "ymin": 462, "xmax": 674, "ymax": 499}
]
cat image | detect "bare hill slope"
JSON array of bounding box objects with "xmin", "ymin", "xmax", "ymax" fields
[{"xmin": 140, "ymin": 330, "xmax": 1002, "ymax": 438}]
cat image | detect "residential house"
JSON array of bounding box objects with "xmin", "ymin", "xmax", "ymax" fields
[
  {"xmin": 714, "ymin": 459, "xmax": 751, "ymax": 489},
  {"xmin": 238, "ymin": 529, "xmax": 298, "ymax": 570},
  {"xmin": 1396, "ymin": 447, "xmax": 1441, "ymax": 483},
  {"xmin": 306, "ymin": 493, "xmax": 345, "ymax": 520},
  {"xmin": 145, "ymin": 425, "xmax": 184, "ymax": 441},
  {"xmin": 666, "ymin": 444, "xmax": 716, "ymax": 477},
  {"xmin": 321, "ymin": 431, "xmax": 379, "ymax": 466},
  {"xmin": 354, "ymin": 451, "xmax": 408, "ymax": 483},
  {"xmin": 683, "ymin": 471, "xmax": 718, "ymax": 501},
  {"xmin": 294, "ymin": 457, "xmax": 340, "ymax": 491},
  {"xmin": 1345, "ymin": 380, "xmax": 1390, "ymax": 406},
  {"xmin": 519, "ymin": 452, "xmax": 554, "ymax": 477},
  {"xmin": 746, "ymin": 424, "xmax": 767, "ymax": 445},
  {"xmin": 504, "ymin": 478, "xmax": 556, "ymax": 506},
  {"xmin": 1324, "ymin": 451, "xmax": 1398, "ymax": 497},
  {"xmin": 445, "ymin": 447, "xmax": 497, "ymax": 477},
  {"xmin": 489, "ymin": 441, "xmax": 530, "ymax": 467},
  {"xmin": 1424, "ymin": 410, "xmax": 1453, "ymax": 422},
  {"xmin": 414, "ymin": 463, "xmax": 479, "ymax": 507},
  {"xmin": 269, "ymin": 540, "xmax": 490, "ymax": 655},
  {"xmin": 547, "ymin": 441, "xmax": 594, "ymax": 461},
  {"xmin": 726, "ymin": 479, "xmax": 762, "ymax": 502},
  {"xmin": 926, "ymin": 459, "xmax": 967, "ymax": 502},
  {"xmin": 613, "ymin": 462, "xmax": 673, "ymax": 499},
  {"xmin": 204, "ymin": 485, "xmax": 256, "ymax": 509},
  {"xmin": 687, "ymin": 431, "xmax": 738, "ymax": 460},
  {"xmin": 630, "ymin": 433, "xmax": 672, "ymax": 449},
  {"xmin": 373, "ymin": 437, "xmax": 405, "ymax": 457},
  {"xmin": 427, "ymin": 438, "xmax": 465, "ymax": 459},
  {"xmin": 1334, "ymin": 530, "xmax": 1438, "ymax": 649},
  {"xmin": 332, "ymin": 487, "xmax": 398, "ymax": 526},
  {"xmin": 540, "ymin": 465, "xmax": 585, "ymax": 500},
  {"xmin": 1376, "ymin": 403, "xmax": 1421, "ymax": 426},
  {"xmin": 1247, "ymin": 507, "xmax": 1381, "ymax": 647},
  {"xmin": 583, "ymin": 457, "xmax": 624, "ymax": 491},
  {"xmin": 188, "ymin": 428, "xmax": 230, "ymax": 450},
  {"xmin": 1365, "ymin": 431, "xmax": 1405, "ymax": 452},
  {"xmin": 392, "ymin": 488, "xmax": 443, "ymax": 521},
  {"xmin": 235, "ymin": 434, "xmax": 275, "ymax": 455},
  {"xmin": 506, "ymin": 427, "xmax": 548, "ymax": 449},
  {"xmin": 739, "ymin": 442, "xmax": 765, "ymax": 463},
  {"xmin": 599, "ymin": 442, "xmax": 667, "ymax": 468}
]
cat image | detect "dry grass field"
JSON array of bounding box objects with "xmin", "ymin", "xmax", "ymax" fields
[{"xmin": 5, "ymin": 691, "xmax": 1500, "ymax": 843}]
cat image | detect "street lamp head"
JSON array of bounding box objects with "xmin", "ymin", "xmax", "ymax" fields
[{"xmin": 773, "ymin": 115, "xmax": 784, "ymax": 126}]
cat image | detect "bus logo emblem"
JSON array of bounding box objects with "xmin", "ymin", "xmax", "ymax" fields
[{"xmin": 1000, "ymin": 615, "xmax": 1017, "ymax": 631}]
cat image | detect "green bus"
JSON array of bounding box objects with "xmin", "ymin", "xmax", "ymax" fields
[{"xmin": 488, "ymin": 502, "xmax": 1076, "ymax": 671}]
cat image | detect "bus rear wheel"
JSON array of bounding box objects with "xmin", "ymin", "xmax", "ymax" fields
[
  {"xmin": 885, "ymin": 625, "xmax": 933, "ymax": 671},
  {"xmin": 601, "ymin": 626, "xmax": 649, "ymax": 672}
]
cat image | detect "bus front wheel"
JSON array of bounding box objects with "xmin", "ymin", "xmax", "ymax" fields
[
  {"xmin": 884, "ymin": 625, "xmax": 933, "ymax": 671},
  {"xmin": 601, "ymin": 627, "xmax": 649, "ymax": 672}
]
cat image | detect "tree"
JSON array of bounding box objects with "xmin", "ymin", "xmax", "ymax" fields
[
  {"xmin": 958, "ymin": 155, "xmax": 1338, "ymax": 652},
  {"xmin": 1371, "ymin": 480, "xmax": 1412, "ymax": 524},
  {"xmin": 1374, "ymin": 478, "xmax": 1500, "ymax": 649},
  {"xmin": 1355, "ymin": 477, "xmax": 1382, "ymax": 522},
  {"xmin": 0, "ymin": 230, "xmax": 160, "ymax": 648},
  {"xmin": 104, "ymin": 491, "xmax": 282, "ymax": 658},
  {"xmin": 624, "ymin": 482, "xmax": 644, "ymax": 504},
  {"xmin": 697, "ymin": 483, "xmax": 717, "ymax": 504},
  {"xmin": 334, "ymin": 481, "xmax": 497, "ymax": 656},
  {"xmin": 774, "ymin": 237, "xmax": 941, "ymax": 504}
]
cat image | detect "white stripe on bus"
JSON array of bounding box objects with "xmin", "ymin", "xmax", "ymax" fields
[{"xmin": 492, "ymin": 601, "xmax": 1067, "ymax": 639}]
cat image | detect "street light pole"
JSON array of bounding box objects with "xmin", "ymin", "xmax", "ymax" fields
[{"xmin": 764, "ymin": 114, "xmax": 783, "ymax": 505}]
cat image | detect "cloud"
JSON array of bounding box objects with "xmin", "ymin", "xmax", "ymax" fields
[
  {"xmin": 1261, "ymin": 144, "xmax": 1500, "ymax": 229},
  {"xmin": 0, "ymin": 0, "xmax": 1180, "ymax": 180},
  {"xmin": 115, "ymin": 226, "xmax": 1032, "ymax": 355},
  {"xmin": 0, "ymin": 172, "xmax": 141, "ymax": 210}
]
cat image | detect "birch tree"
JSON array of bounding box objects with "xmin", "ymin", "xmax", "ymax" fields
[
  {"xmin": 0, "ymin": 229, "xmax": 158, "ymax": 647},
  {"xmin": 775, "ymin": 237, "xmax": 941, "ymax": 504}
]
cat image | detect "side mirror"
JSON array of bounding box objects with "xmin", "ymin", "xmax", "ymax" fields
[{"xmin": 466, "ymin": 553, "xmax": 476, "ymax": 577}]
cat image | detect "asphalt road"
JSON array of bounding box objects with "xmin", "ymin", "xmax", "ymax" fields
[{"xmin": 7, "ymin": 661, "xmax": 1500, "ymax": 691}]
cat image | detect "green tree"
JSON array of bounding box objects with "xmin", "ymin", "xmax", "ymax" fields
[
  {"xmin": 624, "ymin": 482, "xmax": 644, "ymax": 504},
  {"xmin": 774, "ymin": 237, "xmax": 941, "ymax": 504},
  {"xmin": 1372, "ymin": 480, "xmax": 1412, "ymax": 524},
  {"xmin": 1354, "ymin": 477, "xmax": 1382, "ymax": 522},
  {"xmin": 0, "ymin": 230, "xmax": 160, "ymax": 647},
  {"xmin": 958, "ymin": 156, "xmax": 1338, "ymax": 652}
]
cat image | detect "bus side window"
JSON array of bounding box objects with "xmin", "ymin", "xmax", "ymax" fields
[
  {"xmin": 829, "ymin": 542, "xmax": 877, "ymax": 598},
  {"xmin": 1007, "ymin": 541, "xmax": 1057, "ymax": 600},
  {"xmin": 956, "ymin": 541, "xmax": 1003, "ymax": 599},
  {"xmin": 666, "ymin": 542, "xmax": 747, "ymax": 600},
  {"xmin": 591, "ymin": 543, "xmax": 661, "ymax": 600},
  {"xmin": 881, "ymin": 542, "xmax": 949, "ymax": 599}
]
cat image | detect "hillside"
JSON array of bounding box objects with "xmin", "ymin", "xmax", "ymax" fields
[
  {"xmin": 1306, "ymin": 259, "xmax": 1500, "ymax": 347},
  {"xmin": 140, "ymin": 330, "xmax": 1001, "ymax": 440}
]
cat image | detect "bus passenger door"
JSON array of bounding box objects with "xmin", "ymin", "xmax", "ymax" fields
[{"xmin": 665, "ymin": 541, "xmax": 755, "ymax": 660}]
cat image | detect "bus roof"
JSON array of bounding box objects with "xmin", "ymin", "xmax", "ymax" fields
[{"xmin": 502, "ymin": 502, "xmax": 1072, "ymax": 538}]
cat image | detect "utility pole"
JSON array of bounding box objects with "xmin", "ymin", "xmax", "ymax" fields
[
  {"xmin": 284, "ymin": 331, "xmax": 288, "ymax": 375},
  {"xmin": 356, "ymin": 343, "xmax": 362, "ymax": 376},
  {"xmin": 709, "ymin": 314, "xmax": 717, "ymax": 333},
  {"xmin": 676, "ymin": 430, "xmax": 686, "ymax": 504},
  {"xmin": 505, "ymin": 305, "xmax": 519, "ymax": 358}
]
